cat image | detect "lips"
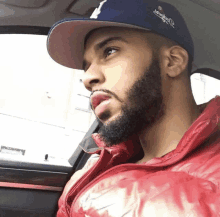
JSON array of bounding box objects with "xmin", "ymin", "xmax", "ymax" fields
[{"xmin": 91, "ymin": 92, "xmax": 111, "ymax": 110}]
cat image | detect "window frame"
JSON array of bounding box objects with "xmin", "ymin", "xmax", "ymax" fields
[{"xmin": 0, "ymin": 25, "xmax": 98, "ymax": 188}]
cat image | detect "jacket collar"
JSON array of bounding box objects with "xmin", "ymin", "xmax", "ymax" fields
[{"xmin": 85, "ymin": 96, "xmax": 220, "ymax": 166}]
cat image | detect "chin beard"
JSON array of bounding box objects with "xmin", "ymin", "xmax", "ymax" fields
[{"xmin": 97, "ymin": 56, "xmax": 165, "ymax": 147}]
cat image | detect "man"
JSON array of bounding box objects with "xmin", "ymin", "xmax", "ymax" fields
[{"xmin": 47, "ymin": 0, "xmax": 220, "ymax": 216}]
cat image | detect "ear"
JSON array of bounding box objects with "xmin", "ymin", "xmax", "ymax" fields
[{"xmin": 161, "ymin": 45, "xmax": 189, "ymax": 78}]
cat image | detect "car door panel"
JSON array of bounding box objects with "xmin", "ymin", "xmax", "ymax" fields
[
  {"xmin": 0, "ymin": 163, "xmax": 72, "ymax": 216},
  {"xmin": 0, "ymin": 187, "xmax": 61, "ymax": 217}
]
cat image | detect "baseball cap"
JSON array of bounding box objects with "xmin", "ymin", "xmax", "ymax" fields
[{"xmin": 47, "ymin": 0, "xmax": 194, "ymax": 70}]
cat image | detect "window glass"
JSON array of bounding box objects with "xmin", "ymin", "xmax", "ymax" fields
[
  {"xmin": 0, "ymin": 34, "xmax": 96, "ymax": 166},
  {"xmin": 191, "ymin": 73, "xmax": 220, "ymax": 105}
]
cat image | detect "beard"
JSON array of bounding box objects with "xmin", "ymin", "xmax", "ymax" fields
[{"xmin": 96, "ymin": 55, "xmax": 165, "ymax": 147}]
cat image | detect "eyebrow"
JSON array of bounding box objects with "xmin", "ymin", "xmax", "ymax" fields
[{"xmin": 82, "ymin": 36, "xmax": 128, "ymax": 71}]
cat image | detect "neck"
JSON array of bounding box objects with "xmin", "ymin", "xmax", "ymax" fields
[{"xmin": 137, "ymin": 83, "xmax": 201, "ymax": 164}]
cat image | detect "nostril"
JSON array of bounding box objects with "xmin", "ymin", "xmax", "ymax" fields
[{"xmin": 90, "ymin": 79, "xmax": 99, "ymax": 85}]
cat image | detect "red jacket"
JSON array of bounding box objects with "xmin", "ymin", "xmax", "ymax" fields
[{"xmin": 57, "ymin": 96, "xmax": 220, "ymax": 217}]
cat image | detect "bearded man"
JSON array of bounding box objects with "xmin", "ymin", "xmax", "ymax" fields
[{"xmin": 47, "ymin": 0, "xmax": 220, "ymax": 216}]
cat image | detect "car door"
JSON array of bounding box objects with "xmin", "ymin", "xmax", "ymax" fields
[
  {"xmin": 0, "ymin": 0, "xmax": 104, "ymax": 215},
  {"xmin": 0, "ymin": 26, "xmax": 100, "ymax": 217}
]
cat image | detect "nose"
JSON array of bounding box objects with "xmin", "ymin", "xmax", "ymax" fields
[{"xmin": 82, "ymin": 64, "xmax": 104, "ymax": 92}]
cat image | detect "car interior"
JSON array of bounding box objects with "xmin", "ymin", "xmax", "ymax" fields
[{"xmin": 0, "ymin": 0, "xmax": 219, "ymax": 216}]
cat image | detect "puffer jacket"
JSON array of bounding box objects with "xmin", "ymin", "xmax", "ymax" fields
[{"xmin": 58, "ymin": 96, "xmax": 220, "ymax": 217}]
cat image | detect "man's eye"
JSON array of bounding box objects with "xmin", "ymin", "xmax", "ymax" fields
[{"xmin": 103, "ymin": 47, "xmax": 117, "ymax": 58}]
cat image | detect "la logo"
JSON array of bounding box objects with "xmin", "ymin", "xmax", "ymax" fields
[{"xmin": 90, "ymin": 0, "xmax": 107, "ymax": 19}]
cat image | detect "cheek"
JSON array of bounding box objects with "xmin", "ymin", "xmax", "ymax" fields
[
  {"xmin": 109, "ymin": 98, "xmax": 122, "ymax": 114},
  {"xmin": 104, "ymin": 60, "xmax": 138, "ymax": 93}
]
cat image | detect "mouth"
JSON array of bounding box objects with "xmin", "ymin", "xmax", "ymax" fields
[
  {"xmin": 91, "ymin": 92, "xmax": 111, "ymax": 110},
  {"xmin": 94, "ymin": 98, "xmax": 111, "ymax": 118}
]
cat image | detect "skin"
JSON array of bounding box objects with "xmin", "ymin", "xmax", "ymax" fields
[{"xmin": 82, "ymin": 26, "xmax": 201, "ymax": 164}]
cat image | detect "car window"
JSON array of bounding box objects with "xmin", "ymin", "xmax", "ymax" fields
[
  {"xmin": 0, "ymin": 34, "xmax": 96, "ymax": 167},
  {"xmin": 191, "ymin": 73, "xmax": 220, "ymax": 105}
]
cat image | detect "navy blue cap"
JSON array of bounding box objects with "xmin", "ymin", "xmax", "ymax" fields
[{"xmin": 47, "ymin": 0, "xmax": 194, "ymax": 69}]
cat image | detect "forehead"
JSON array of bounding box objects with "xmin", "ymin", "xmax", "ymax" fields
[{"xmin": 84, "ymin": 27, "xmax": 150, "ymax": 52}]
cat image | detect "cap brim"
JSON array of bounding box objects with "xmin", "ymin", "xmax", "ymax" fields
[{"xmin": 47, "ymin": 19, "xmax": 150, "ymax": 70}]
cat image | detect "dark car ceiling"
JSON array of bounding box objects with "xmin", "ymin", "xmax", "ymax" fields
[
  {"xmin": 0, "ymin": 0, "xmax": 102, "ymax": 26},
  {"xmin": 0, "ymin": 0, "xmax": 220, "ymax": 77}
]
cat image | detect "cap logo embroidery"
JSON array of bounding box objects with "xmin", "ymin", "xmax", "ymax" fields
[
  {"xmin": 90, "ymin": 0, "xmax": 107, "ymax": 19},
  {"xmin": 158, "ymin": 6, "xmax": 165, "ymax": 14},
  {"xmin": 153, "ymin": 6, "xmax": 175, "ymax": 28}
]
